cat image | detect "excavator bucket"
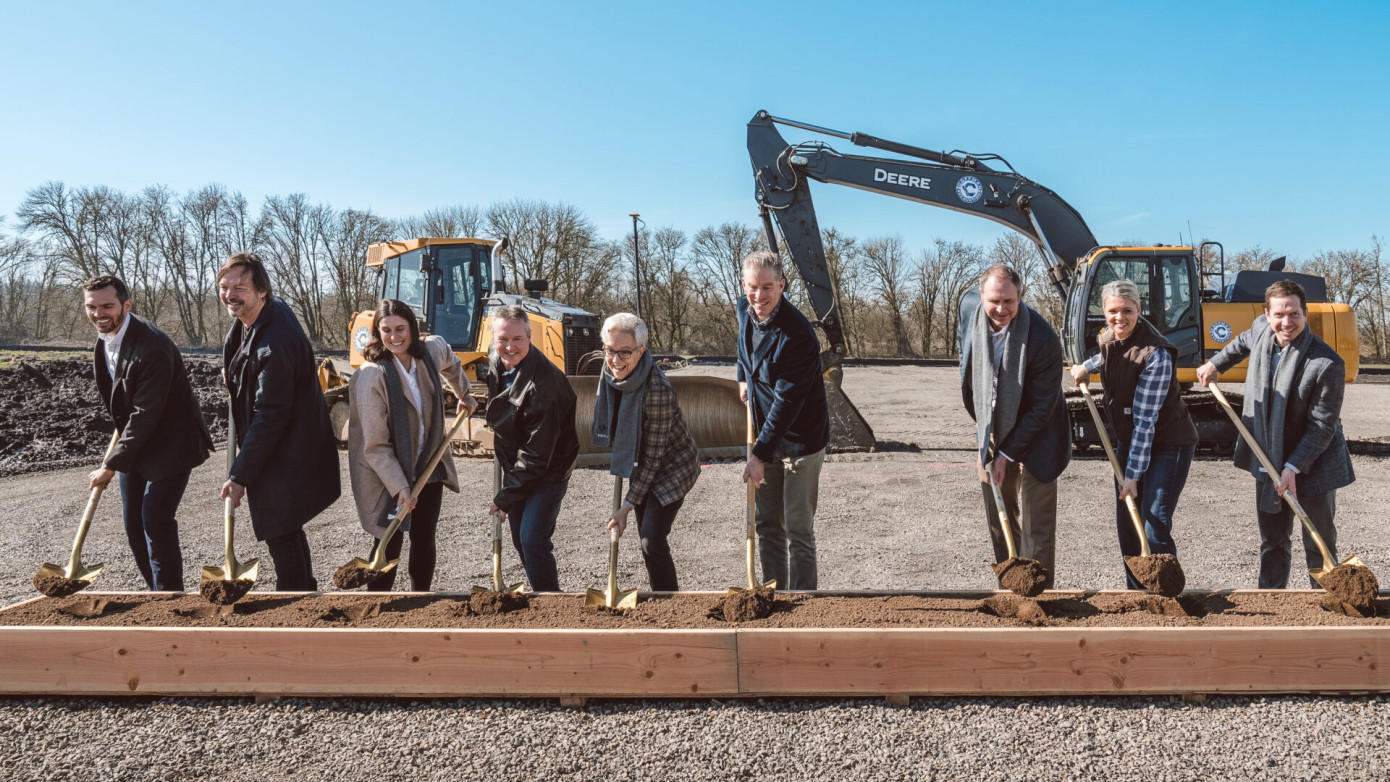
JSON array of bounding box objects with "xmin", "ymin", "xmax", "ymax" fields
[{"xmin": 822, "ymin": 365, "xmax": 875, "ymax": 452}]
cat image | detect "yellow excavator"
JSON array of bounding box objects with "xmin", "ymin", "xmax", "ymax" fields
[
  {"xmin": 747, "ymin": 110, "xmax": 1360, "ymax": 452},
  {"xmin": 318, "ymin": 237, "xmax": 745, "ymax": 463}
]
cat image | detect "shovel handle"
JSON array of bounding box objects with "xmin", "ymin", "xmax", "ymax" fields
[
  {"xmin": 371, "ymin": 410, "xmax": 471, "ymax": 570},
  {"xmin": 1078, "ymin": 384, "xmax": 1151, "ymax": 556},
  {"xmin": 985, "ymin": 467, "xmax": 1019, "ymax": 560},
  {"xmin": 745, "ymin": 403, "xmax": 759, "ymax": 588},
  {"xmin": 1208, "ymin": 383, "xmax": 1338, "ymax": 570},
  {"xmin": 67, "ymin": 429, "xmax": 122, "ymax": 576}
]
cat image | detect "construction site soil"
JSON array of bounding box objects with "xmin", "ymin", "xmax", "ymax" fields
[
  {"xmin": 0, "ymin": 356, "xmax": 227, "ymax": 476},
  {"xmin": 2, "ymin": 589, "xmax": 1385, "ymax": 629}
]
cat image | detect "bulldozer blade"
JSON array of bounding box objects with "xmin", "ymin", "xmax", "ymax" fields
[
  {"xmin": 570, "ymin": 375, "xmax": 747, "ymax": 464},
  {"xmin": 823, "ymin": 366, "xmax": 876, "ymax": 452}
]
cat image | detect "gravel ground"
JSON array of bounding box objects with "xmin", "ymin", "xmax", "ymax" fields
[{"xmin": 2, "ymin": 364, "xmax": 1389, "ymax": 780}]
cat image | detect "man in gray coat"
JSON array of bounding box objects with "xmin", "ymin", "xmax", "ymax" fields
[{"xmin": 1196, "ymin": 280, "xmax": 1354, "ymax": 588}]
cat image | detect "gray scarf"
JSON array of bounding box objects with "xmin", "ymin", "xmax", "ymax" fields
[
  {"xmin": 592, "ymin": 349, "xmax": 653, "ymax": 479},
  {"xmin": 378, "ymin": 348, "xmax": 443, "ymax": 532},
  {"xmin": 972, "ymin": 301, "xmax": 1031, "ymax": 468},
  {"xmin": 1247, "ymin": 325, "xmax": 1312, "ymax": 512}
]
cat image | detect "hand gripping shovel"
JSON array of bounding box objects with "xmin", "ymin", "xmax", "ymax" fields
[
  {"xmin": 585, "ymin": 476, "xmax": 639, "ymax": 610},
  {"xmin": 472, "ymin": 459, "xmax": 525, "ymax": 595},
  {"xmin": 1078, "ymin": 383, "xmax": 1185, "ymax": 597},
  {"xmin": 986, "ymin": 464, "xmax": 1049, "ymax": 597},
  {"xmin": 200, "ymin": 400, "xmax": 260, "ymax": 604},
  {"xmin": 336, "ymin": 409, "xmax": 470, "ymax": 590},
  {"xmin": 729, "ymin": 402, "xmax": 776, "ymax": 594},
  {"xmin": 33, "ymin": 429, "xmax": 122, "ymax": 597},
  {"xmin": 1209, "ymin": 382, "xmax": 1377, "ymax": 609}
]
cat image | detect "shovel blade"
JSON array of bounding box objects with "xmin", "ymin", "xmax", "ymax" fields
[
  {"xmin": 200, "ymin": 566, "xmax": 227, "ymax": 585},
  {"xmin": 1341, "ymin": 555, "xmax": 1367, "ymax": 568},
  {"xmin": 726, "ymin": 580, "xmax": 777, "ymax": 596},
  {"xmin": 235, "ymin": 558, "xmax": 260, "ymax": 582},
  {"xmin": 37, "ymin": 561, "xmax": 104, "ymax": 583},
  {"xmin": 614, "ymin": 588, "xmax": 639, "ymax": 610},
  {"xmin": 584, "ymin": 588, "xmax": 608, "ymax": 607}
]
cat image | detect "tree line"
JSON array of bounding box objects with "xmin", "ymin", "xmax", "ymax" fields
[{"xmin": 1, "ymin": 181, "xmax": 1385, "ymax": 360}]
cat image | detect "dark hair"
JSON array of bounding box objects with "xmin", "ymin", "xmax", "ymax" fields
[
  {"xmin": 362, "ymin": 299, "xmax": 425, "ymax": 363},
  {"xmin": 217, "ymin": 252, "xmax": 273, "ymax": 299},
  {"xmin": 979, "ymin": 264, "xmax": 1023, "ymax": 292},
  {"xmin": 82, "ymin": 274, "xmax": 130, "ymax": 303},
  {"xmin": 1264, "ymin": 280, "xmax": 1308, "ymax": 311}
]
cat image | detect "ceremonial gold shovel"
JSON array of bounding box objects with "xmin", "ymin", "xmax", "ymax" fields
[
  {"xmin": 34, "ymin": 429, "xmax": 122, "ymax": 597},
  {"xmin": 473, "ymin": 460, "xmax": 525, "ymax": 595},
  {"xmin": 200, "ymin": 400, "xmax": 260, "ymax": 604},
  {"xmin": 336, "ymin": 410, "xmax": 470, "ymax": 588},
  {"xmin": 586, "ymin": 476, "xmax": 639, "ymax": 609},
  {"xmin": 1209, "ymin": 382, "xmax": 1366, "ymax": 582},
  {"xmin": 729, "ymin": 403, "xmax": 776, "ymax": 594}
]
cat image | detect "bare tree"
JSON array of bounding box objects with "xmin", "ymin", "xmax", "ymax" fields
[
  {"xmin": 862, "ymin": 235, "xmax": 914, "ymax": 356},
  {"xmin": 258, "ymin": 193, "xmax": 330, "ymax": 344},
  {"xmin": 821, "ymin": 227, "xmax": 863, "ymax": 356},
  {"xmin": 320, "ymin": 207, "xmax": 394, "ymax": 341},
  {"xmin": 485, "ymin": 198, "xmax": 612, "ymax": 313},
  {"xmin": 644, "ymin": 227, "xmax": 691, "ymax": 351},
  {"xmin": 396, "ymin": 205, "xmax": 484, "ymax": 240},
  {"xmin": 690, "ymin": 221, "xmax": 762, "ymax": 351},
  {"xmin": 15, "ymin": 181, "xmax": 106, "ymax": 283}
]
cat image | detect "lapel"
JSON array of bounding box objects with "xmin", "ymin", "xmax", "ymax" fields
[
  {"xmin": 113, "ymin": 315, "xmax": 140, "ymax": 381},
  {"xmin": 93, "ymin": 341, "xmax": 113, "ymax": 408}
]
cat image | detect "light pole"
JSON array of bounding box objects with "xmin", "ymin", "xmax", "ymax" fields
[{"xmin": 629, "ymin": 212, "xmax": 644, "ymax": 319}]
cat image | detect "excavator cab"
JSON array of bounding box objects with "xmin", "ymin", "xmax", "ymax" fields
[{"xmin": 1064, "ymin": 247, "xmax": 1203, "ymax": 369}]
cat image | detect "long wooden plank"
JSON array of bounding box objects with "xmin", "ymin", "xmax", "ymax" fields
[
  {"xmin": 0, "ymin": 627, "xmax": 740, "ymax": 697},
  {"xmin": 735, "ymin": 627, "xmax": 1390, "ymax": 696}
]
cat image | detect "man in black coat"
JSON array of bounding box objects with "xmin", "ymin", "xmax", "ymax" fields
[
  {"xmin": 218, "ymin": 253, "xmax": 340, "ymax": 591},
  {"xmin": 485, "ymin": 304, "xmax": 579, "ymax": 593},
  {"xmin": 84, "ymin": 275, "xmax": 213, "ymax": 591},
  {"xmin": 958, "ymin": 265, "xmax": 1071, "ymax": 588},
  {"xmin": 736, "ymin": 251, "xmax": 830, "ymax": 590}
]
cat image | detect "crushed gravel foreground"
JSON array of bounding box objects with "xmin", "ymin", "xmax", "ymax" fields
[{"xmin": 3, "ymin": 364, "xmax": 1389, "ymax": 780}]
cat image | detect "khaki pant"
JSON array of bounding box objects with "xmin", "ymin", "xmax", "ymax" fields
[
  {"xmin": 979, "ymin": 461, "xmax": 1057, "ymax": 589},
  {"xmin": 756, "ymin": 448, "xmax": 824, "ymax": 590}
]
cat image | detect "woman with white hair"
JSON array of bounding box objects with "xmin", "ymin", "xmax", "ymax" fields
[
  {"xmin": 1070, "ymin": 279, "xmax": 1198, "ymax": 589},
  {"xmin": 590, "ymin": 312, "xmax": 700, "ymax": 591}
]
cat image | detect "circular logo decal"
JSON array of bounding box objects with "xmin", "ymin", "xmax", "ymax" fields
[
  {"xmin": 353, "ymin": 326, "xmax": 372, "ymax": 354},
  {"xmin": 955, "ymin": 175, "xmax": 983, "ymax": 204},
  {"xmin": 1209, "ymin": 321, "xmax": 1232, "ymax": 344}
]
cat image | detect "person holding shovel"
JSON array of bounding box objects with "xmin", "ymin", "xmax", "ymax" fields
[
  {"xmin": 736, "ymin": 250, "xmax": 829, "ymax": 591},
  {"xmin": 485, "ymin": 304, "xmax": 579, "ymax": 593},
  {"xmin": 1195, "ymin": 279, "xmax": 1354, "ymax": 589},
  {"xmin": 958, "ymin": 265, "xmax": 1070, "ymax": 589},
  {"xmin": 82, "ymin": 274, "xmax": 214, "ymax": 592},
  {"xmin": 592, "ymin": 312, "xmax": 700, "ymax": 592},
  {"xmin": 218, "ymin": 253, "xmax": 340, "ymax": 591},
  {"xmin": 346, "ymin": 299, "xmax": 476, "ymax": 591},
  {"xmin": 1070, "ymin": 279, "xmax": 1198, "ymax": 590}
]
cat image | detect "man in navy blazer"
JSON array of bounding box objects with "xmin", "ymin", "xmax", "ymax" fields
[
  {"xmin": 736, "ymin": 250, "xmax": 830, "ymax": 590},
  {"xmin": 84, "ymin": 275, "xmax": 213, "ymax": 591},
  {"xmin": 958, "ymin": 265, "xmax": 1070, "ymax": 588}
]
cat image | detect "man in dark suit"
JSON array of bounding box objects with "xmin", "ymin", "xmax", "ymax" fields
[
  {"xmin": 1197, "ymin": 280, "xmax": 1355, "ymax": 588},
  {"xmin": 218, "ymin": 253, "xmax": 340, "ymax": 591},
  {"xmin": 485, "ymin": 304, "xmax": 579, "ymax": 593},
  {"xmin": 83, "ymin": 275, "xmax": 213, "ymax": 591},
  {"xmin": 736, "ymin": 251, "xmax": 829, "ymax": 590},
  {"xmin": 958, "ymin": 265, "xmax": 1070, "ymax": 588}
]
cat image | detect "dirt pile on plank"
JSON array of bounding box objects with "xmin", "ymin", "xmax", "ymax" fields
[
  {"xmin": 1125, "ymin": 554, "xmax": 1186, "ymax": 597},
  {"xmin": 991, "ymin": 557, "xmax": 1049, "ymax": 596},
  {"xmin": 469, "ymin": 590, "xmax": 529, "ymax": 615},
  {"xmin": 715, "ymin": 588, "xmax": 776, "ymax": 622},
  {"xmin": 0, "ymin": 357, "xmax": 228, "ymax": 475},
  {"xmin": 200, "ymin": 579, "xmax": 255, "ymax": 605}
]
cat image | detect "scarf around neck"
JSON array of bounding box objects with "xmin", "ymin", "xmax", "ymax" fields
[
  {"xmin": 1247, "ymin": 324, "xmax": 1312, "ymax": 512},
  {"xmin": 379, "ymin": 348, "xmax": 442, "ymax": 530},
  {"xmin": 591, "ymin": 348, "xmax": 653, "ymax": 479},
  {"xmin": 972, "ymin": 300, "xmax": 1031, "ymax": 468}
]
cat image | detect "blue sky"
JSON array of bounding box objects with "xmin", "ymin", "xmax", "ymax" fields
[{"xmin": 2, "ymin": 1, "xmax": 1387, "ymax": 259}]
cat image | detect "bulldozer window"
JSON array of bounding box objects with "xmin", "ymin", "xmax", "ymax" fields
[
  {"xmin": 432, "ymin": 245, "xmax": 487, "ymax": 349},
  {"xmin": 381, "ymin": 249, "xmax": 427, "ymax": 311},
  {"xmin": 1159, "ymin": 256, "xmax": 1194, "ymax": 329}
]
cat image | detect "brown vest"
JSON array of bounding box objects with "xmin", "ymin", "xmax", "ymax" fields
[{"xmin": 1098, "ymin": 318, "xmax": 1198, "ymax": 448}]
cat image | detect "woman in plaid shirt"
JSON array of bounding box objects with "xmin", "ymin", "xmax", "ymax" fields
[
  {"xmin": 591, "ymin": 313, "xmax": 701, "ymax": 591},
  {"xmin": 1070, "ymin": 279, "xmax": 1199, "ymax": 590}
]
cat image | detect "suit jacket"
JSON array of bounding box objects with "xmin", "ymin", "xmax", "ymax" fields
[
  {"xmin": 485, "ymin": 346, "xmax": 579, "ymax": 513},
  {"xmin": 1209, "ymin": 317, "xmax": 1354, "ymax": 496},
  {"xmin": 347, "ymin": 336, "xmax": 468, "ymax": 535},
  {"xmin": 94, "ymin": 313, "xmax": 213, "ymax": 482},
  {"xmin": 735, "ymin": 294, "xmax": 830, "ymax": 461},
  {"xmin": 224, "ymin": 298, "xmax": 341, "ymax": 540},
  {"xmin": 957, "ymin": 290, "xmax": 1071, "ymax": 484}
]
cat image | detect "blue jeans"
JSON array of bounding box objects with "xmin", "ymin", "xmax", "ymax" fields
[
  {"xmin": 507, "ymin": 478, "xmax": 568, "ymax": 592},
  {"xmin": 1115, "ymin": 443, "xmax": 1193, "ymax": 590},
  {"xmin": 119, "ymin": 468, "xmax": 191, "ymax": 591}
]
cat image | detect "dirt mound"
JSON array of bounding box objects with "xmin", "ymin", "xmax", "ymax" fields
[
  {"xmin": 976, "ymin": 593, "xmax": 1046, "ymax": 624},
  {"xmin": 32, "ymin": 573, "xmax": 96, "ymax": 598},
  {"xmin": 991, "ymin": 557, "xmax": 1049, "ymax": 597},
  {"xmin": 333, "ymin": 563, "xmax": 388, "ymax": 590},
  {"xmin": 715, "ymin": 588, "xmax": 776, "ymax": 622},
  {"xmin": 1320, "ymin": 565, "xmax": 1379, "ymax": 612},
  {"xmin": 469, "ymin": 590, "xmax": 529, "ymax": 615},
  {"xmin": 1125, "ymin": 554, "xmax": 1186, "ymax": 597},
  {"xmin": 200, "ymin": 578, "xmax": 254, "ymax": 605},
  {"xmin": 0, "ymin": 356, "xmax": 228, "ymax": 475}
]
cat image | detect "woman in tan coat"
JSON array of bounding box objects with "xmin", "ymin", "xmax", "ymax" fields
[{"xmin": 347, "ymin": 299, "xmax": 475, "ymax": 591}]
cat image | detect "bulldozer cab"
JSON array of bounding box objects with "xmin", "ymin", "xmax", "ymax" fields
[{"xmin": 1064, "ymin": 247, "xmax": 1203, "ymax": 368}]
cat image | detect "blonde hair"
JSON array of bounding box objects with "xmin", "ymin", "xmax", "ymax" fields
[{"xmin": 1100, "ymin": 279, "xmax": 1142, "ymax": 308}]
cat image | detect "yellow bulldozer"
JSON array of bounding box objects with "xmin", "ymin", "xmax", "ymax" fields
[{"xmin": 317, "ymin": 237, "xmax": 746, "ymax": 463}]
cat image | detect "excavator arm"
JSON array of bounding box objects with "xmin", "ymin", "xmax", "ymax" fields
[{"xmin": 748, "ymin": 110, "xmax": 1099, "ymax": 300}]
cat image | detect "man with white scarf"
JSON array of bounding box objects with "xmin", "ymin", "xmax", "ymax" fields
[
  {"xmin": 958, "ymin": 265, "xmax": 1071, "ymax": 589},
  {"xmin": 1197, "ymin": 280, "xmax": 1354, "ymax": 588}
]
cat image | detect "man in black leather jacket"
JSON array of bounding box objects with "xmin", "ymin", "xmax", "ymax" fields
[{"xmin": 485, "ymin": 305, "xmax": 579, "ymax": 592}]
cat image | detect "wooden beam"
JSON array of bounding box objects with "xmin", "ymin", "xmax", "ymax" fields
[{"xmin": 734, "ymin": 627, "xmax": 1390, "ymax": 696}]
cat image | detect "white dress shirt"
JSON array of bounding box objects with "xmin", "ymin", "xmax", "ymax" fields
[
  {"xmin": 100, "ymin": 314, "xmax": 132, "ymax": 381},
  {"xmin": 393, "ymin": 353, "xmax": 425, "ymax": 457}
]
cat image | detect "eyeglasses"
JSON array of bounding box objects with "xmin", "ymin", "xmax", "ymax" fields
[{"xmin": 603, "ymin": 347, "xmax": 639, "ymax": 360}]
